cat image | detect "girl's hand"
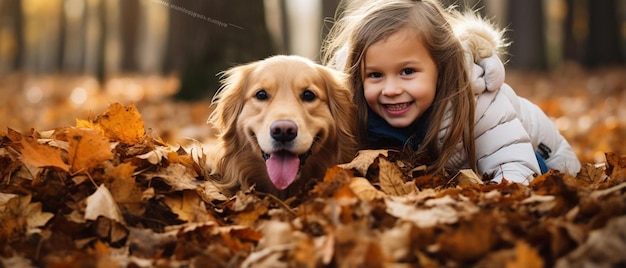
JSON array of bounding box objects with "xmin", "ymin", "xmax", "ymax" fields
[{"xmin": 470, "ymin": 53, "xmax": 505, "ymax": 94}]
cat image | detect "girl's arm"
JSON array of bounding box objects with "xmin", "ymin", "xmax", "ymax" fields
[{"xmin": 473, "ymin": 88, "xmax": 542, "ymax": 184}]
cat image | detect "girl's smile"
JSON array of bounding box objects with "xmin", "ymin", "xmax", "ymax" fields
[
  {"xmin": 362, "ymin": 28, "xmax": 438, "ymax": 128},
  {"xmin": 383, "ymin": 102, "xmax": 414, "ymax": 115}
]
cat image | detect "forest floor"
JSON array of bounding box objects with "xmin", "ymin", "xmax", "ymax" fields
[{"xmin": 0, "ymin": 65, "xmax": 625, "ymax": 267}]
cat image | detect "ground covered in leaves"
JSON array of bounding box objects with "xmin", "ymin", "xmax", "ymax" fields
[{"xmin": 0, "ymin": 66, "xmax": 625, "ymax": 267}]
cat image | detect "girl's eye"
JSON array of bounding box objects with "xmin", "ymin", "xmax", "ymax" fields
[
  {"xmin": 255, "ymin": 89, "xmax": 269, "ymax": 100},
  {"xmin": 301, "ymin": 90, "xmax": 316, "ymax": 102},
  {"xmin": 401, "ymin": 68, "xmax": 416, "ymax": 75},
  {"xmin": 367, "ymin": 72, "xmax": 383, "ymax": 79}
]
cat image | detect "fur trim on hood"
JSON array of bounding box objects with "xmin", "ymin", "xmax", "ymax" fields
[
  {"xmin": 452, "ymin": 12, "xmax": 507, "ymax": 60},
  {"xmin": 452, "ymin": 13, "xmax": 508, "ymax": 94}
]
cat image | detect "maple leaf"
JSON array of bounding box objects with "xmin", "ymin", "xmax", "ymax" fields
[
  {"xmin": 18, "ymin": 137, "xmax": 70, "ymax": 171},
  {"xmin": 605, "ymin": 152, "xmax": 626, "ymax": 183},
  {"xmin": 67, "ymin": 127, "xmax": 113, "ymax": 173},
  {"xmin": 577, "ymin": 163, "xmax": 607, "ymax": 185},
  {"xmin": 92, "ymin": 103, "xmax": 145, "ymax": 145}
]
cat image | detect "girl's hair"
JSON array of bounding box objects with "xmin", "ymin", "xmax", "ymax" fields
[{"xmin": 321, "ymin": 0, "xmax": 477, "ymax": 175}]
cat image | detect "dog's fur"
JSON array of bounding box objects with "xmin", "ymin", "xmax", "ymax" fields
[{"xmin": 206, "ymin": 55, "xmax": 356, "ymax": 198}]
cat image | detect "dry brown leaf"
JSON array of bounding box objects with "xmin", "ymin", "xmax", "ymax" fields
[
  {"xmin": 197, "ymin": 180, "xmax": 229, "ymax": 202},
  {"xmin": 438, "ymin": 214, "xmax": 498, "ymax": 262},
  {"xmin": 453, "ymin": 169, "xmax": 484, "ymax": 185},
  {"xmin": 93, "ymin": 103, "xmax": 145, "ymax": 145},
  {"xmin": 605, "ymin": 152, "xmax": 626, "ymax": 182},
  {"xmin": 106, "ymin": 162, "xmax": 144, "ymax": 215},
  {"xmin": 577, "ymin": 163, "xmax": 607, "ymax": 185},
  {"xmin": 142, "ymin": 163, "xmax": 200, "ymax": 190},
  {"xmin": 18, "ymin": 137, "xmax": 70, "ymax": 171},
  {"xmin": 136, "ymin": 146, "xmax": 171, "ymax": 165},
  {"xmin": 337, "ymin": 149, "xmax": 389, "ymax": 176},
  {"xmin": 0, "ymin": 195, "xmax": 54, "ymax": 235},
  {"xmin": 349, "ymin": 177, "xmax": 387, "ymax": 201},
  {"xmin": 85, "ymin": 184, "xmax": 124, "ymax": 223},
  {"xmin": 385, "ymin": 195, "xmax": 460, "ymax": 228},
  {"xmin": 378, "ymin": 157, "xmax": 417, "ymax": 196},
  {"xmin": 164, "ymin": 190, "xmax": 212, "ymax": 222},
  {"xmin": 555, "ymin": 216, "xmax": 626, "ymax": 267},
  {"xmin": 506, "ymin": 242, "xmax": 544, "ymax": 268},
  {"xmin": 67, "ymin": 127, "xmax": 113, "ymax": 173}
]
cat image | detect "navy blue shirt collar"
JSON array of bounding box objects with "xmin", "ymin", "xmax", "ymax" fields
[{"xmin": 366, "ymin": 106, "xmax": 431, "ymax": 149}]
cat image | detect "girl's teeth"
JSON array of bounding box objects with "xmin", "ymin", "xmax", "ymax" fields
[{"xmin": 386, "ymin": 103, "xmax": 408, "ymax": 111}]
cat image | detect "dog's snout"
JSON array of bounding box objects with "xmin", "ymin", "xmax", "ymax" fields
[{"xmin": 270, "ymin": 120, "xmax": 298, "ymax": 142}]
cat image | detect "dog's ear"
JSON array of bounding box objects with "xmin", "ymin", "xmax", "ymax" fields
[
  {"xmin": 316, "ymin": 65, "xmax": 357, "ymax": 162},
  {"xmin": 208, "ymin": 61, "xmax": 259, "ymax": 133}
]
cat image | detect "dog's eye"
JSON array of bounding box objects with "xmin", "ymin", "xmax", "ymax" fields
[
  {"xmin": 255, "ymin": 89, "xmax": 269, "ymax": 100},
  {"xmin": 301, "ymin": 90, "xmax": 316, "ymax": 102}
]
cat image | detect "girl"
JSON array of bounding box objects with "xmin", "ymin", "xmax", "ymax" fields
[{"xmin": 322, "ymin": 0, "xmax": 580, "ymax": 183}]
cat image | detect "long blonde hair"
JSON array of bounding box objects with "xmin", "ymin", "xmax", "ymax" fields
[{"xmin": 321, "ymin": 0, "xmax": 477, "ymax": 175}]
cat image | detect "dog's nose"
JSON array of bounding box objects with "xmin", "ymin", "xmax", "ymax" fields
[{"xmin": 270, "ymin": 120, "xmax": 298, "ymax": 142}]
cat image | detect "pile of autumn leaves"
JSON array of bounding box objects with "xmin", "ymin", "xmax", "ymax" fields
[{"xmin": 1, "ymin": 103, "xmax": 625, "ymax": 267}]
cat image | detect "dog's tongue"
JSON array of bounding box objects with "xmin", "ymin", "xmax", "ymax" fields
[{"xmin": 266, "ymin": 151, "xmax": 300, "ymax": 190}]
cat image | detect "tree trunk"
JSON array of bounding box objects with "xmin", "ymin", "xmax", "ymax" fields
[
  {"xmin": 506, "ymin": 0, "xmax": 547, "ymax": 70},
  {"xmin": 584, "ymin": 0, "xmax": 623, "ymax": 67},
  {"xmin": 165, "ymin": 0, "xmax": 275, "ymax": 100}
]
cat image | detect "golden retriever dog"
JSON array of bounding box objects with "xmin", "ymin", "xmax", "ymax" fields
[{"xmin": 206, "ymin": 55, "xmax": 356, "ymax": 198}]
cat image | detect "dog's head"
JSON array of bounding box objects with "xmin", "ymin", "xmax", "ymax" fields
[{"xmin": 208, "ymin": 55, "xmax": 356, "ymax": 196}]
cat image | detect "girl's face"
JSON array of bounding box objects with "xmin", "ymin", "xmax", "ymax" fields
[{"xmin": 362, "ymin": 28, "xmax": 437, "ymax": 128}]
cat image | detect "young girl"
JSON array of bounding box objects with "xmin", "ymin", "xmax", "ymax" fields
[{"xmin": 322, "ymin": 0, "xmax": 580, "ymax": 184}]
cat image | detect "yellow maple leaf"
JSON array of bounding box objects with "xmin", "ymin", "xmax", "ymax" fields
[
  {"xmin": 68, "ymin": 127, "xmax": 113, "ymax": 173},
  {"xmin": 75, "ymin": 118, "xmax": 97, "ymax": 129},
  {"xmin": 19, "ymin": 138, "xmax": 70, "ymax": 171},
  {"xmin": 93, "ymin": 103, "xmax": 145, "ymax": 145}
]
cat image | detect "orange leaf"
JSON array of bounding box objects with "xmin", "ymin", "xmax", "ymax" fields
[
  {"xmin": 93, "ymin": 103, "xmax": 145, "ymax": 144},
  {"xmin": 68, "ymin": 127, "xmax": 113, "ymax": 173},
  {"xmin": 19, "ymin": 138, "xmax": 70, "ymax": 171},
  {"xmin": 506, "ymin": 242, "xmax": 544, "ymax": 268}
]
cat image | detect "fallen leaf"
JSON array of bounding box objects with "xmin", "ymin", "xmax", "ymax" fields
[
  {"xmin": 163, "ymin": 190, "xmax": 213, "ymax": 222},
  {"xmin": 136, "ymin": 145, "xmax": 171, "ymax": 165},
  {"xmin": 452, "ymin": 169, "xmax": 484, "ymax": 185},
  {"xmin": 577, "ymin": 163, "xmax": 607, "ymax": 185},
  {"xmin": 0, "ymin": 195, "xmax": 54, "ymax": 236},
  {"xmin": 142, "ymin": 163, "xmax": 200, "ymax": 191},
  {"xmin": 385, "ymin": 195, "xmax": 463, "ymax": 228},
  {"xmin": 438, "ymin": 213, "xmax": 499, "ymax": 262},
  {"xmin": 349, "ymin": 177, "xmax": 387, "ymax": 201},
  {"xmin": 555, "ymin": 216, "xmax": 626, "ymax": 267},
  {"xmin": 338, "ymin": 149, "xmax": 388, "ymax": 176},
  {"xmin": 93, "ymin": 103, "xmax": 145, "ymax": 145},
  {"xmin": 18, "ymin": 137, "xmax": 70, "ymax": 171},
  {"xmin": 67, "ymin": 127, "xmax": 113, "ymax": 173},
  {"xmin": 506, "ymin": 242, "xmax": 544, "ymax": 268},
  {"xmin": 85, "ymin": 184, "xmax": 124, "ymax": 224},
  {"xmin": 378, "ymin": 157, "xmax": 417, "ymax": 196}
]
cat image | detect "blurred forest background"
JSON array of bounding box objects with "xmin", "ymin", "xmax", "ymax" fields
[{"xmin": 0, "ymin": 0, "xmax": 625, "ymax": 163}]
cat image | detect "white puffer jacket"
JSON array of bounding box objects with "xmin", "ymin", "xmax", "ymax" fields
[{"xmin": 443, "ymin": 14, "xmax": 581, "ymax": 183}]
